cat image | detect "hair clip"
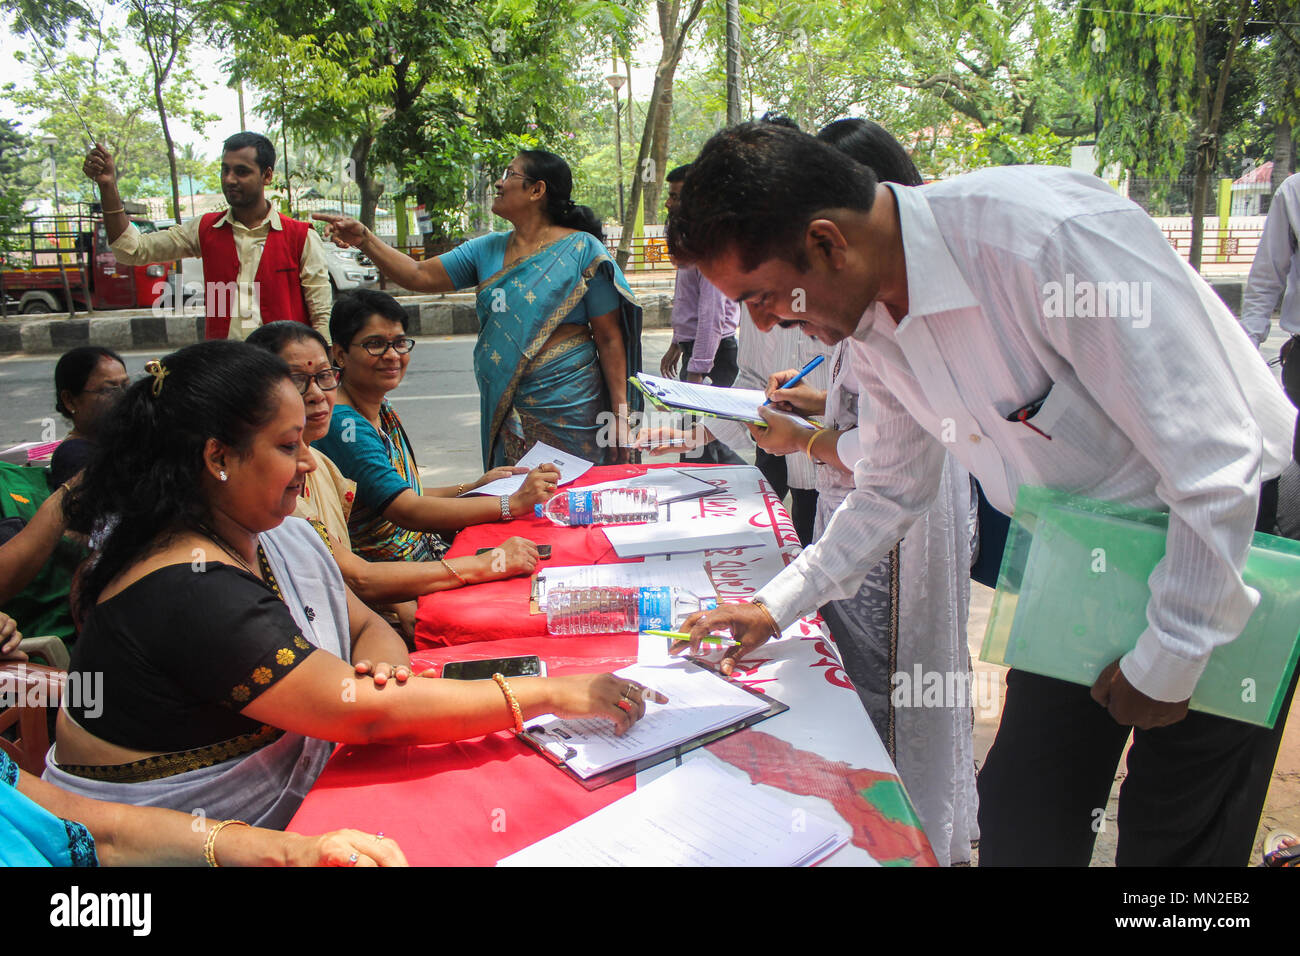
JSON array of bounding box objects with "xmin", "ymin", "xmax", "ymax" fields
[{"xmin": 144, "ymin": 359, "xmax": 169, "ymax": 397}]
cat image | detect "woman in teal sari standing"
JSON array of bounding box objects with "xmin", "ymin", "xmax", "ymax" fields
[{"xmin": 316, "ymin": 150, "xmax": 642, "ymax": 468}]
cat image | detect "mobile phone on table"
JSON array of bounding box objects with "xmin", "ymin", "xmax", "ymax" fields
[{"xmin": 440, "ymin": 655, "xmax": 546, "ymax": 680}]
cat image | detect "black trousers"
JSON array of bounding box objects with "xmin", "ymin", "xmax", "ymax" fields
[
  {"xmin": 678, "ymin": 336, "xmax": 747, "ymax": 466},
  {"xmin": 978, "ymin": 483, "xmax": 1293, "ymax": 866},
  {"xmin": 1284, "ymin": 335, "xmax": 1299, "ymax": 462}
]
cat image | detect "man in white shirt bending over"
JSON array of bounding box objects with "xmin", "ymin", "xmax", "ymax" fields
[{"xmin": 666, "ymin": 122, "xmax": 1296, "ymax": 866}]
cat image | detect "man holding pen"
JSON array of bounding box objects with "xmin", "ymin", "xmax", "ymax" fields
[
  {"xmin": 666, "ymin": 122, "xmax": 1295, "ymax": 866},
  {"xmin": 82, "ymin": 132, "xmax": 332, "ymax": 339}
]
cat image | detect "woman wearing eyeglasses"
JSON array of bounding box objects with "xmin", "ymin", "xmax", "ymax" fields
[
  {"xmin": 311, "ymin": 292, "xmax": 559, "ymax": 569},
  {"xmin": 246, "ymin": 320, "xmax": 544, "ymax": 648},
  {"xmin": 314, "ymin": 150, "xmax": 641, "ymax": 468},
  {"xmin": 50, "ymin": 347, "xmax": 130, "ymax": 487}
]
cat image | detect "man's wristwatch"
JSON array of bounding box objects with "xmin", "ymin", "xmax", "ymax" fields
[{"xmin": 500, "ymin": 494, "xmax": 514, "ymax": 521}]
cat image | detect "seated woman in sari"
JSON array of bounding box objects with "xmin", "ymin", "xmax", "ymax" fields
[
  {"xmin": 315, "ymin": 150, "xmax": 642, "ymax": 468},
  {"xmin": 246, "ymin": 321, "xmax": 543, "ymax": 637},
  {"xmin": 312, "ymin": 292, "xmax": 560, "ymax": 564},
  {"xmin": 47, "ymin": 341, "xmax": 664, "ymax": 828}
]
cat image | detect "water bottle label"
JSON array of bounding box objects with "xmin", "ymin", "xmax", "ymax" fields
[
  {"xmin": 638, "ymin": 586, "xmax": 674, "ymax": 631},
  {"xmin": 569, "ymin": 490, "xmax": 595, "ymax": 526}
]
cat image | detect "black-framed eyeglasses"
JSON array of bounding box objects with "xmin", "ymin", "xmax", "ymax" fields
[
  {"xmin": 353, "ymin": 337, "xmax": 415, "ymax": 357},
  {"xmin": 81, "ymin": 382, "xmax": 129, "ymax": 397},
  {"xmin": 289, "ymin": 367, "xmax": 342, "ymax": 394},
  {"xmin": 500, "ymin": 168, "xmax": 534, "ymax": 185}
]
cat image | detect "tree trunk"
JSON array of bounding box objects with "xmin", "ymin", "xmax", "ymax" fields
[
  {"xmin": 351, "ymin": 133, "xmax": 383, "ymax": 230},
  {"xmin": 154, "ymin": 81, "xmax": 181, "ymax": 224},
  {"xmin": 615, "ymin": 0, "xmax": 705, "ymax": 267},
  {"xmin": 1273, "ymin": 116, "xmax": 1294, "ymax": 190},
  {"xmin": 1189, "ymin": 0, "xmax": 1250, "ymax": 273},
  {"xmin": 644, "ymin": 81, "xmax": 674, "ymax": 225},
  {"xmin": 725, "ymin": 0, "xmax": 742, "ymax": 125}
]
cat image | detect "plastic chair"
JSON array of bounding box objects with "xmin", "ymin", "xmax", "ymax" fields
[{"xmin": 0, "ymin": 661, "xmax": 65, "ymax": 776}]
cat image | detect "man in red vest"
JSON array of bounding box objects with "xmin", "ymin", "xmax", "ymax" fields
[{"xmin": 83, "ymin": 132, "xmax": 331, "ymax": 339}]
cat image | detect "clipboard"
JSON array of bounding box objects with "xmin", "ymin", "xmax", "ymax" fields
[
  {"xmin": 631, "ymin": 374, "xmax": 818, "ymax": 429},
  {"xmin": 515, "ymin": 659, "xmax": 789, "ymax": 791}
]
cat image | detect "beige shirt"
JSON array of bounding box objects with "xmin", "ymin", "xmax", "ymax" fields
[
  {"xmin": 294, "ymin": 447, "xmax": 356, "ymax": 549},
  {"xmin": 110, "ymin": 208, "xmax": 332, "ymax": 338}
]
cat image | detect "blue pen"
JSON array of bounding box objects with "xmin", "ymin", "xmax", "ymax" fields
[{"xmin": 762, "ymin": 354, "xmax": 825, "ymax": 406}]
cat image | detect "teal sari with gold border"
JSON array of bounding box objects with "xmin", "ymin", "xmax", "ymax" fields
[{"xmin": 472, "ymin": 232, "xmax": 642, "ymax": 469}]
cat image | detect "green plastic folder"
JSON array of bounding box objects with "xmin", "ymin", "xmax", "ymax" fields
[{"xmin": 980, "ymin": 486, "xmax": 1300, "ymax": 728}]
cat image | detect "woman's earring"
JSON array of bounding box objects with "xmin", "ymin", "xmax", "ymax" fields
[{"xmin": 219, "ymin": 470, "xmax": 228, "ymax": 482}]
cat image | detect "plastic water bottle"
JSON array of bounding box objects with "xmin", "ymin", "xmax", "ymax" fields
[
  {"xmin": 535, "ymin": 488, "xmax": 659, "ymax": 526},
  {"xmin": 545, "ymin": 585, "xmax": 716, "ymax": 636}
]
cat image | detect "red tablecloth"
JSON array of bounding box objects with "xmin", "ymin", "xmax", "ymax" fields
[
  {"xmin": 414, "ymin": 464, "xmax": 727, "ymax": 647},
  {"xmin": 289, "ymin": 635, "xmax": 641, "ymax": 867},
  {"xmin": 293, "ymin": 464, "xmax": 938, "ymax": 866}
]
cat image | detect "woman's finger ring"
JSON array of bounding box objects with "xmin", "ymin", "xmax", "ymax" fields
[
  {"xmin": 348, "ymin": 852, "xmax": 359, "ymax": 865},
  {"xmin": 375, "ymin": 832, "xmax": 385, "ymax": 841},
  {"xmin": 616, "ymin": 699, "xmax": 633, "ymax": 713}
]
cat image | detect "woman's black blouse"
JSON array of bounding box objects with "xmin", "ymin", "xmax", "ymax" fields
[{"xmin": 66, "ymin": 564, "xmax": 317, "ymax": 752}]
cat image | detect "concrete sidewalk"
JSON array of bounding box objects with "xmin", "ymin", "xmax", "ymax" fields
[{"xmin": 966, "ymin": 583, "xmax": 1300, "ymax": 866}]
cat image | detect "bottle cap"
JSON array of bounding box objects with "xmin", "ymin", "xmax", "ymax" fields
[{"xmin": 534, "ymin": 504, "xmax": 544, "ymax": 517}]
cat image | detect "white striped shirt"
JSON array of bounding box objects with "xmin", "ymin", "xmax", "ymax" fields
[{"xmin": 755, "ymin": 166, "xmax": 1296, "ymax": 702}]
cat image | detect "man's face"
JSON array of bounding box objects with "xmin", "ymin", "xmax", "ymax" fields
[
  {"xmin": 221, "ymin": 146, "xmax": 272, "ymax": 209},
  {"xmin": 699, "ymin": 242, "xmax": 864, "ymax": 346},
  {"xmin": 666, "ymin": 181, "xmax": 683, "ymax": 218}
]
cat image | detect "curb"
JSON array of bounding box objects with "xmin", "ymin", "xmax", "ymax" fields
[{"xmin": 0, "ymin": 280, "xmax": 1241, "ymax": 355}]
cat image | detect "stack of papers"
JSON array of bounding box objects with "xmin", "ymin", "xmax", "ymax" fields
[
  {"xmin": 497, "ymin": 759, "xmax": 850, "ymax": 867},
  {"xmin": 535, "ymin": 556, "xmax": 717, "ymax": 615},
  {"xmin": 465, "ymin": 442, "xmax": 593, "ymax": 496},
  {"xmin": 602, "ymin": 514, "xmax": 765, "ymax": 557},
  {"xmin": 523, "ymin": 660, "xmax": 767, "ymax": 779},
  {"xmin": 582, "ymin": 468, "xmax": 720, "ymax": 505}
]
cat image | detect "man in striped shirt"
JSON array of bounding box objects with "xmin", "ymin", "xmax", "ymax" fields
[{"xmin": 667, "ymin": 122, "xmax": 1296, "ymax": 866}]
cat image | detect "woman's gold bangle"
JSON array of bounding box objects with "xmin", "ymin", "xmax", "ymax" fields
[
  {"xmin": 492, "ymin": 673, "xmax": 524, "ymax": 733},
  {"xmin": 204, "ymin": 819, "xmax": 250, "ymax": 867},
  {"xmin": 441, "ymin": 558, "xmax": 468, "ymax": 587}
]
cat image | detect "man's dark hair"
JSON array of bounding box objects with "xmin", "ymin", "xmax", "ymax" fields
[
  {"xmin": 330, "ymin": 289, "xmax": 410, "ymax": 349},
  {"xmin": 817, "ymin": 118, "xmax": 922, "ymax": 187},
  {"xmin": 666, "ymin": 122, "xmax": 878, "ymax": 271},
  {"xmin": 222, "ymin": 132, "xmax": 276, "ymax": 173},
  {"xmin": 666, "ymin": 164, "xmax": 691, "ymax": 184}
]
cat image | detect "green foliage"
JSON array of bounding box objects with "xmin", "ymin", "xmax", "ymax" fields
[
  {"xmin": 720, "ymin": 0, "xmax": 1090, "ymax": 176},
  {"xmin": 3, "ymin": 20, "xmax": 215, "ymax": 204},
  {"xmin": 211, "ymin": 0, "xmax": 600, "ymax": 241},
  {"xmin": 1074, "ymin": 0, "xmax": 1269, "ymax": 180},
  {"xmin": 0, "ymin": 118, "xmax": 40, "ymax": 255}
]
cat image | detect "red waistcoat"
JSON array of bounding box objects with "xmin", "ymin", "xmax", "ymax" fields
[{"xmin": 197, "ymin": 211, "xmax": 312, "ymax": 338}]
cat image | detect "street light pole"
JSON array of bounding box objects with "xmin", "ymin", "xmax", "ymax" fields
[
  {"xmin": 605, "ymin": 70, "xmax": 627, "ymax": 224},
  {"xmin": 42, "ymin": 136, "xmax": 59, "ymax": 217}
]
